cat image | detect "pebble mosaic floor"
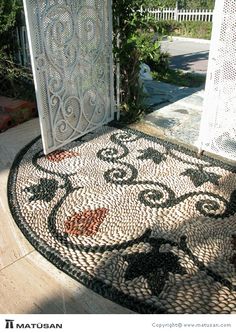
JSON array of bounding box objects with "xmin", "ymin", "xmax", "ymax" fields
[{"xmin": 8, "ymin": 126, "xmax": 236, "ymax": 314}]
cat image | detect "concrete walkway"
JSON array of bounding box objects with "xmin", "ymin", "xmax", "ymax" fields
[
  {"xmin": 161, "ymin": 37, "xmax": 210, "ymax": 74},
  {"xmin": 144, "ymin": 37, "xmax": 209, "ymax": 148},
  {"xmin": 142, "ymin": 80, "xmax": 205, "ymax": 148}
]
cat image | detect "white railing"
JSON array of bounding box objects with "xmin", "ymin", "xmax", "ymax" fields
[
  {"xmin": 15, "ymin": 25, "xmax": 31, "ymax": 67},
  {"xmin": 143, "ymin": 7, "xmax": 214, "ymax": 22}
]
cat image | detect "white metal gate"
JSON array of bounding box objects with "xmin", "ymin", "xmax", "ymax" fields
[
  {"xmin": 23, "ymin": 0, "xmax": 114, "ymax": 154},
  {"xmin": 199, "ymin": 0, "xmax": 236, "ymax": 161}
]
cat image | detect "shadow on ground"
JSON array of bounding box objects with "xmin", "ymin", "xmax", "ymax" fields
[
  {"xmin": 170, "ymin": 51, "xmax": 209, "ymax": 72},
  {"xmin": 144, "ymin": 80, "xmax": 204, "ymax": 112}
]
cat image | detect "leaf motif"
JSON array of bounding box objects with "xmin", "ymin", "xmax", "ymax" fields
[
  {"xmin": 138, "ymin": 148, "xmax": 166, "ymax": 165},
  {"xmin": 181, "ymin": 168, "xmax": 221, "ymax": 187},
  {"xmin": 123, "ymin": 237, "xmax": 186, "ymax": 296},
  {"xmin": 25, "ymin": 178, "xmax": 58, "ymax": 202}
]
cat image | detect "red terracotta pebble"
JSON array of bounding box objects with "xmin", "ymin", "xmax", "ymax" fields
[
  {"xmin": 64, "ymin": 208, "xmax": 109, "ymax": 236},
  {"xmin": 46, "ymin": 150, "xmax": 80, "ymax": 162}
]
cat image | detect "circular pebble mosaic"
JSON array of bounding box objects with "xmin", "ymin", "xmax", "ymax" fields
[{"xmin": 8, "ymin": 126, "xmax": 236, "ymax": 313}]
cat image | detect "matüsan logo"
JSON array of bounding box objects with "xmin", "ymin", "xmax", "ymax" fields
[{"xmin": 5, "ymin": 319, "xmax": 63, "ymax": 329}]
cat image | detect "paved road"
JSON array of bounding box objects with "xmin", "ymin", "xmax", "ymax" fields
[{"xmin": 161, "ymin": 37, "xmax": 210, "ymax": 74}]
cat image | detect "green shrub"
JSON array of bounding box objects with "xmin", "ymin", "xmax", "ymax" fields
[
  {"xmin": 113, "ymin": 1, "xmax": 170, "ymax": 124},
  {"xmin": 153, "ymin": 68, "xmax": 206, "ymax": 87},
  {"xmin": 0, "ymin": 55, "xmax": 35, "ymax": 101},
  {"xmin": 0, "ymin": 0, "xmax": 22, "ymax": 58},
  {"xmin": 155, "ymin": 20, "xmax": 179, "ymax": 36},
  {"xmin": 173, "ymin": 20, "xmax": 212, "ymax": 39},
  {"xmin": 146, "ymin": 0, "xmax": 215, "ymax": 9},
  {"xmin": 132, "ymin": 32, "xmax": 169, "ymax": 74},
  {"xmin": 155, "ymin": 20, "xmax": 212, "ymax": 40},
  {"xmin": 0, "ymin": 0, "xmax": 36, "ymax": 101}
]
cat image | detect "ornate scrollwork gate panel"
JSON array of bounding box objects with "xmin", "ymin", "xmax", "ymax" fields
[
  {"xmin": 199, "ymin": 0, "xmax": 236, "ymax": 161},
  {"xmin": 23, "ymin": 0, "xmax": 114, "ymax": 154}
]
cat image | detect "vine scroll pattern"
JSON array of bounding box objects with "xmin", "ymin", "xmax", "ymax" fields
[{"xmin": 24, "ymin": 0, "xmax": 114, "ymax": 154}]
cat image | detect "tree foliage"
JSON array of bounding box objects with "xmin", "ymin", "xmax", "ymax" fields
[
  {"xmin": 113, "ymin": 0, "xmax": 169, "ymax": 123},
  {"xmin": 145, "ymin": 0, "xmax": 215, "ymax": 9},
  {"xmin": 0, "ymin": 0, "xmax": 22, "ymax": 57},
  {"xmin": 0, "ymin": 0, "xmax": 34, "ymax": 100},
  {"xmin": 113, "ymin": 0, "xmax": 145, "ymax": 123}
]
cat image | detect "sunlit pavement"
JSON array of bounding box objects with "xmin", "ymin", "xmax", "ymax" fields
[
  {"xmin": 142, "ymin": 80, "xmax": 205, "ymax": 148},
  {"xmin": 161, "ymin": 37, "xmax": 210, "ymax": 74}
]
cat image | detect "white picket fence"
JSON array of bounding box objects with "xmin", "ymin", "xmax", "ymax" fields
[
  {"xmin": 143, "ymin": 7, "xmax": 214, "ymax": 22},
  {"xmin": 14, "ymin": 7, "xmax": 213, "ymax": 68}
]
